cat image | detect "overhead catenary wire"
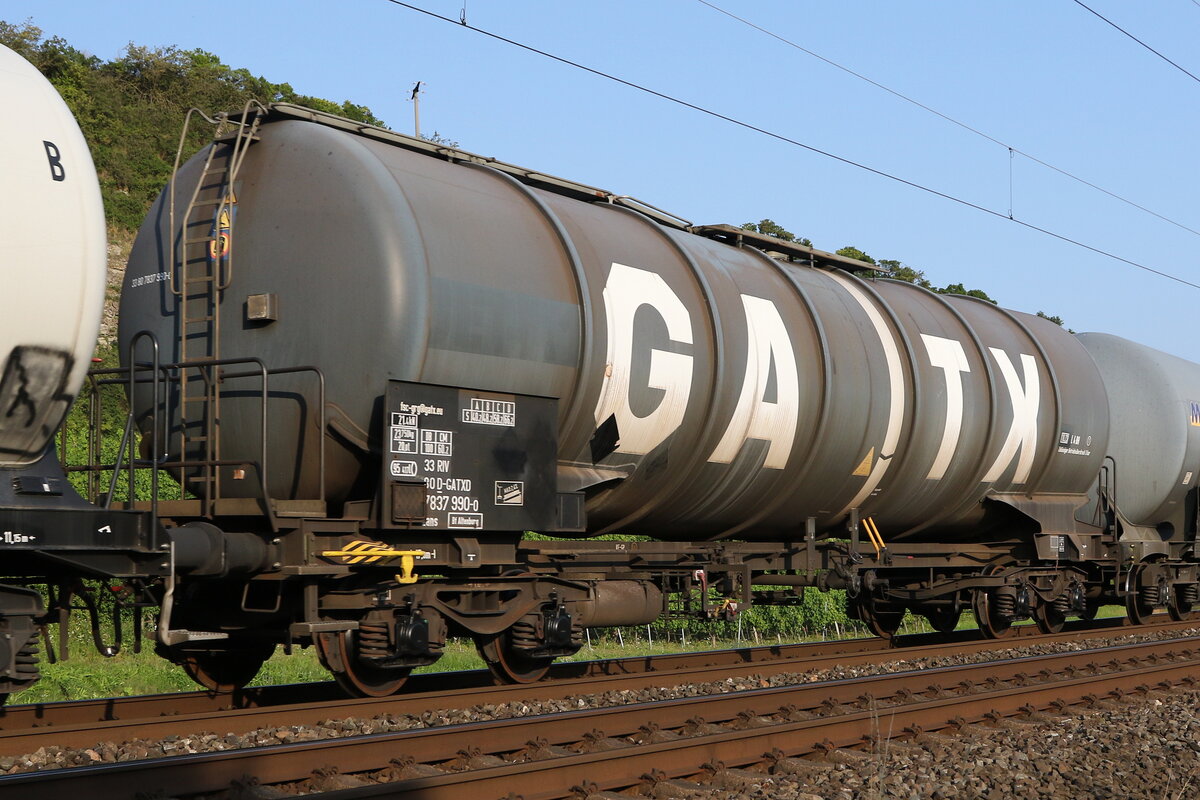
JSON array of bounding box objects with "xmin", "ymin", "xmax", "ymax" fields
[
  {"xmin": 381, "ymin": 0, "xmax": 1200, "ymax": 291},
  {"xmin": 1072, "ymin": 0, "xmax": 1200, "ymax": 85},
  {"xmin": 693, "ymin": 0, "xmax": 1200, "ymax": 239}
]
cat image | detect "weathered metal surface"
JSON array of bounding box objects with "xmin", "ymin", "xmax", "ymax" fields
[{"xmin": 122, "ymin": 108, "xmax": 1112, "ymax": 541}]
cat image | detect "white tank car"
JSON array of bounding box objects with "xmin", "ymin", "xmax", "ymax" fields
[{"xmin": 0, "ymin": 44, "xmax": 105, "ymax": 466}]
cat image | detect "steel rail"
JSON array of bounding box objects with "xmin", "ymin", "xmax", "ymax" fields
[
  {"xmin": 1, "ymin": 636, "xmax": 1197, "ymax": 799},
  {"xmin": 0, "ymin": 617, "xmax": 1182, "ymax": 756},
  {"xmin": 0, "ymin": 613, "xmax": 1145, "ymax": 733},
  {"xmin": 334, "ymin": 658, "xmax": 1200, "ymax": 800}
]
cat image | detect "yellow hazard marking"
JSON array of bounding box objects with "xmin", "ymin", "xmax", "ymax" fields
[
  {"xmin": 852, "ymin": 447, "xmax": 874, "ymax": 477},
  {"xmin": 209, "ymin": 231, "xmax": 231, "ymax": 259},
  {"xmin": 320, "ymin": 540, "xmax": 431, "ymax": 584},
  {"xmin": 216, "ymin": 208, "xmax": 232, "ymax": 229}
]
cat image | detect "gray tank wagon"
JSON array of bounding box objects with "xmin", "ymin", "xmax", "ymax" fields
[
  {"xmin": 99, "ymin": 104, "xmax": 1199, "ymax": 694},
  {"xmin": 1077, "ymin": 333, "xmax": 1200, "ymax": 530},
  {"xmin": 121, "ymin": 109, "xmax": 1112, "ymax": 543}
]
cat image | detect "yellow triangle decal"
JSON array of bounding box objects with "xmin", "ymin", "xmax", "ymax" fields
[{"xmin": 852, "ymin": 447, "xmax": 874, "ymax": 477}]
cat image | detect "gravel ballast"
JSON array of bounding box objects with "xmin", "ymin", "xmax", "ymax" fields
[{"xmin": 3, "ymin": 627, "xmax": 1199, "ymax": 796}]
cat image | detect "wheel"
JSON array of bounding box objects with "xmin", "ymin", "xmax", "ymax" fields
[
  {"xmin": 1033, "ymin": 601, "xmax": 1066, "ymax": 634},
  {"xmin": 972, "ymin": 567, "xmax": 1015, "ymax": 639},
  {"xmin": 922, "ymin": 606, "xmax": 961, "ymax": 635},
  {"xmin": 474, "ymin": 630, "xmax": 554, "ymax": 684},
  {"xmin": 180, "ymin": 643, "xmax": 274, "ymax": 693},
  {"xmin": 855, "ymin": 597, "xmax": 905, "ymax": 639},
  {"xmin": 316, "ymin": 630, "xmax": 410, "ymax": 697},
  {"xmin": 1168, "ymin": 584, "xmax": 1198, "ymax": 622},
  {"xmin": 1124, "ymin": 564, "xmax": 1157, "ymax": 626}
]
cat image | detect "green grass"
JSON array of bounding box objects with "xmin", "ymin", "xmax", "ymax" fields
[
  {"xmin": 12, "ymin": 605, "xmax": 1134, "ymax": 704},
  {"xmin": 12, "ymin": 634, "xmax": 748, "ymax": 703}
]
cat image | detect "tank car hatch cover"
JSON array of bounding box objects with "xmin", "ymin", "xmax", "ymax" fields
[{"xmin": 382, "ymin": 381, "xmax": 558, "ymax": 533}]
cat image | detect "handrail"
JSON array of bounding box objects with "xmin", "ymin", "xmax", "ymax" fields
[
  {"xmin": 66, "ymin": 334, "xmax": 327, "ymax": 530},
  {"xmin": 168, "ymin": 108, "xmax": 227, "ymax": 297}
]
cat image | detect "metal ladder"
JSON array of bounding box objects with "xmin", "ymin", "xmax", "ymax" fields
[{"xmin": 168, "ymin": 102, "xmax": 265, "ymax": 513}]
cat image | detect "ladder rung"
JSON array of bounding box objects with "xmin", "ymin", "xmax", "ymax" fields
[
  {"xmin": 184, "ymin": 316, "xmax": 215, "ymax": 323},
  {"xmin": 184, "ymin": 237, "xmax": 217, "ymax": 246},
  {"xmin": 214, "ymin": 130, "xmax": 260, "ymax": 143}
]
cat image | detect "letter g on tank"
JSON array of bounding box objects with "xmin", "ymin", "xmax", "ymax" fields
[{"xmin": 593, "ymin": 262, "xmax": 694, "ymax": 455}]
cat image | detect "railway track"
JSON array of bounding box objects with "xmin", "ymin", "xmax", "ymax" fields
[
  {"xmin": 0, "ymin": 615, "xmax": 1166, "ymax": 756},
  {"xmin": 2, "ymin": 631, "xmax": 1198, "ymax": 798}
]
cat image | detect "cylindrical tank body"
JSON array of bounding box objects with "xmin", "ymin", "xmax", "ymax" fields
[
  {"xmin": 0, "ymin": 44, "xmax": 106, "ymax": 466},
  {"xmin": 121, "ymin": 112, "xmax": 1110, "ymax": 540},
  {"xmin": 1077, "ymin": 333, "xmax": 1200, "ymax": 530}
]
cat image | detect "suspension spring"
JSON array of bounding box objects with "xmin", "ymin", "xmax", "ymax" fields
[
  {"xmin": 993, "ymin": 591, "xmax": 1016, "ymax": 619},
  {"xmin": 509, "ymin": 618, "xmax": 540, "ymax": 652},
  {"xmin": 357, "ymin": 621, "xmax": 391, "ymax": 659}
]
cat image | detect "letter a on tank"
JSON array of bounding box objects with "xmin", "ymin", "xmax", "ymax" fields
[{"xmin": 708, "ymin": 295, "xmax": 799, "ymax": 469}]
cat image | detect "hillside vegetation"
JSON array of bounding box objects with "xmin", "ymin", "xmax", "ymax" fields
[
  {"xmin": 1, "ymin": 20, "xmax": 385, "ymax": 232},
  {"xmin": 3, "ymin": 19, "xmax": 1052, "ymax": 323}
]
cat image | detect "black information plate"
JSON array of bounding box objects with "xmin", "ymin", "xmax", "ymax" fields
[{"xmin": 382, "ymin": 381, "xmax": 558, "ymax": 532}]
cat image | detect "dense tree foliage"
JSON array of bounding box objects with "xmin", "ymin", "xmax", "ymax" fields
[
  {"xmin": 741, "ymin": 219, "xmax": 813, "ymax": 247},
  {"xmin": 836, "ymin": 246, "xmax": 997, "ymax": 304},
  {"xmin": 8, "ymin": 20, "xmax": 1063, "ymax": 327},
  {"xmin": 1, "ymin": 20, "xmax": 386, "ymax": 230}
]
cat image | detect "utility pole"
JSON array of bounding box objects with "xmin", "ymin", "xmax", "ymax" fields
[{"xmin": 410, "ymin": 81, "xmax": 423, "ymax": 139}]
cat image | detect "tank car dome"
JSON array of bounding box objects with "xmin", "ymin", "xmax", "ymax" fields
[{"xmin": 0, "ymin": 44, "xmax": 106, "ymax": 466}]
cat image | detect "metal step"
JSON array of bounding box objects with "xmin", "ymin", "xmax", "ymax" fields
[{"xmin": 163, "ymin": 629, "xmax": 229, "ymax": 646}]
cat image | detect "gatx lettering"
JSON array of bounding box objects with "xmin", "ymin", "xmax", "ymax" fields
[
  {"xmin": 593, "ymin": 263, "xmax": 798, "ymax": 468},
  {"xmin": 708, "ymin": 294, "xmax": 798, "ymax": 469},
  {"xmin": 593, "ymin": 263, "xmax": 694, "ymax": 455},
  {"xmin": 595, "ymin": 266, "xmax": 1043, "ymax": 486},
  {"xmin": 921, "ymin": 334, "xmax": 1041, "ymax": 485}
]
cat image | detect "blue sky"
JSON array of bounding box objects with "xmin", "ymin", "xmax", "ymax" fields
[{"xmin": 6, "ymin": 1, "xmax": 1198, "ymax": 358}]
